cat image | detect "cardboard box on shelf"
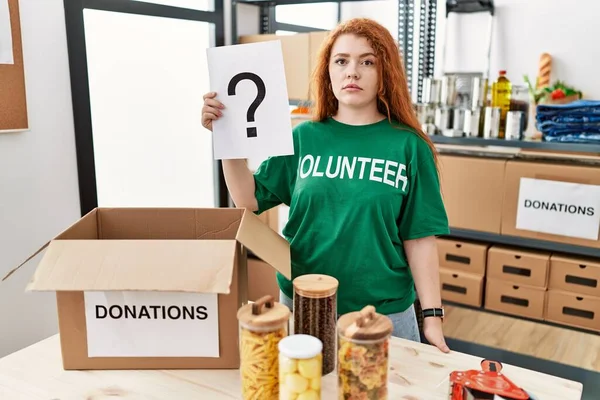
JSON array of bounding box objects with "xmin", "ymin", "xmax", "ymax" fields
[
  {"xmin": 545, "ymin": 289, "xmax": 600, "ymax": 333},
  {"xmin": 484, "ymin": 279, "xmax": 546, "ymax": 320},
  {"xmin": 437, "ymin": 238, "xmax": 488, "ymax": 275},
  {"xmin": 248, "ymin": 257, "xmax": 280, "ymax": 302},
  {"xmin": 486, "ymin": 246, "xmax": 550, "ymax": 288},
  {"xmin": 239, "ymin": 33, "xmax": 310, "ymax": 101},
  {"xmin": 7, "ymin": 207, "xmax": 291, "ymax": 370},
  {"xmin": 439, "ymin": 155, "xmax": 508, "ymax": 234},
  {"xmin": 439, "ymin": 268, "xmax": 484, "ymax": 307},
  {"xmin": 239, "ymin": 30, "xmax": 330, "ymax": 103},
  {"xmin": 549, "ymin": 254, "xmax": 600, "ymax": 298},
  {"xmin": 501, "ymin": 160, "xmax": 600, "ymax": 249},
  {"xmin": 308, "ymin": 30, "xmax": 329, "ymax": 100}
]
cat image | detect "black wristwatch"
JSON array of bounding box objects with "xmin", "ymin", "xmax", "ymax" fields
[{"xmin": 422, "ymin": 307, "xmax": 444, "ymax": 321}]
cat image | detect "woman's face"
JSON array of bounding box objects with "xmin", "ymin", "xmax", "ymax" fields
[{"xmin": 328, "ymin": 33, "xmax": 379, "ymax": 109}]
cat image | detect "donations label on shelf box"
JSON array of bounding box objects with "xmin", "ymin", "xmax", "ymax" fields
[{"xmin": 515, "ymin": 177, "xmax": 600, "ymax": 241}]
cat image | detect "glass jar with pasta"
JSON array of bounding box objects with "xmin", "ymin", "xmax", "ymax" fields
[
  {"xmin": 336, "ymin": 305, "xmax": 393, "ymax": 400},
  {"xmin": 278, "ymin": 334, "xmax": 323, "ymax": 400},
  {"xmin": 237, "ymin": 294, "xmax": 291, "ymax": 400}
]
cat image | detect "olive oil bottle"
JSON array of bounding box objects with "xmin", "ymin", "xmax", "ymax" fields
[{"xmin": 492, "ymin": 70, "xmax": 512, "ymax": 138}]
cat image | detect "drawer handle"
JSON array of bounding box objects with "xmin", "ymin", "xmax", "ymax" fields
[
  {"xmin": 563, "ymin": 306, "xmax": 594, "ymax": 320},
  {"xmin": 514, "ymin": 255, "xmax": 521, "ymax": 259},
  {"xmin": 446, "ymin": 254, "xmax": 470, "ymax": 265},
  {"xmin": 455, "ymin": 243, "xmax": 462, "ymax": 248},
  {"xmin": 503, "ymin": 265, "xmax": 531, "ymax": 277},
  {"xmin": 513, "ymin": 285, "xmax": 519, "ymax": 290},
  {"xmin": 442, "ymin": 283, "xmax": 467, "ymax": 294},
  {"xmin": 452, "ymin": 274, "xmax": 458, "ymax": 278},
  {"xmin": 501, "ymin": 295, "xmax": 528, "ymax": 307},
  {"xmin": 579, "ymin": 264, "xmax": 587, "ymax": 269},
  {"xmin": 576, "ymin": 297, "xmax": 583, "ymax": 301},
  {"xmin": 565, "ymin": 275, "xmax": 597, "ymax": 288}
]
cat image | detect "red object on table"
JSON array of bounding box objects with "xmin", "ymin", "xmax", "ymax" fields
[{"xmin": 449, "ymin": 359, "xmax": 530, "ymax": 400}]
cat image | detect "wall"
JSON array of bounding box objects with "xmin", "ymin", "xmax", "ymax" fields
[
  {"xmin": 437, "ymin": 0, "xmax": 600, "ymax": 98},
  {"xmin": 0, "ymin": 0, "xmax": 80, "ymax": 357}
]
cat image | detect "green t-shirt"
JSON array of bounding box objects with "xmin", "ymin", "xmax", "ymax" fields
[{"xmin": 253, "ymin": 117, "xmax": 449, "ymax": 316}]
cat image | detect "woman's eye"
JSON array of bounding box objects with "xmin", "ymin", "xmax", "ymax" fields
[
  {"xmin": 363, "ymin": 60, "xmax": 375, "ymax": 66},
  {"xmin": 335, "ymin": 58, "xmax": 347, "ymax": 65}
]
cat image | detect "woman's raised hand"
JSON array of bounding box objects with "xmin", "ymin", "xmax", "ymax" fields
[{"xmin": 201, "ymin": 92, "xmax": 225, "ymax": 132}]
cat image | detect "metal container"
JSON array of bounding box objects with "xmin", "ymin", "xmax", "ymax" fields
[
  {"xmin": 440, "ymin": 75, "xmax": 458, "ymax": 106},
  {"xmin": 505, "ymin": 111, "xmax": 525, "ymax": 140},
  {"xmin": 435, "ymin": 106, "xmax": 453, "ymax": 133},
  {"xmin": 415, "ymin": 103, "xmax": 434, "ymax": 125},
  {"xmin": 463, "ymin": 108, "xmax": 481, "ymax": 137},
  {"xmin": 452, "ymin": 108, "xmax": 467, "ymax": 133},
  {"xmin": 422, "ymin": 78, "xmax": 441, "ymax": 104},
  {"xmin": 471, "ymin": 77, "xmax": 489, "ymax": 109},
  {"xmin": 483, "ymin": 107, "xmax": 501, "ymax": 139}
]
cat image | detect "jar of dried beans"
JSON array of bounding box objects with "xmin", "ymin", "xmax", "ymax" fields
[
  {"xmin": 292, "ymin": 274, "xmax": 339, "ymax": 375},
  {"xmin": 337, "ymin": 305, "xmax": 393, "ymax": 400},
  {"xmin": 278, "ymin": 334, "xmax": 323, "ymax": 400},
  {"xmin": 237, "ymin": 295, "xmax": 290, "ymax": 400}
]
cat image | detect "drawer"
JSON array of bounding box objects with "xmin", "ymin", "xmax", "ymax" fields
[
  {"xmin": 437, "ymin": 238, "xmax": 488, "ymax": 275},
  {"xmin": 439, "ymin": 268, "xmax": 484, "ymax": 307},
  {"xmin": 549, "ymin": 255, "xmax": 600, "ymax": 297},
  {"xmin": 487, "ymin": 246, "xmax": 550, "ymax": 288},
  {"xmin": 484, "ymin": 279, "xmax": 546, "ymax": 320},
  {"xmin": 545, "ymin": 290, "xmax": 600, "ymax": 333}
]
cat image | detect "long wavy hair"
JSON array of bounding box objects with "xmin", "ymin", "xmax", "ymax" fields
[{"xmin": 311, "ymin": 18, "xmax": 439, "ymax": 167}]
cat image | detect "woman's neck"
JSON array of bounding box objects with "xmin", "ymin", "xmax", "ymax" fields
[{"xmin": 333, "ymin": 102, "xmax": 385, "ymax": 126}]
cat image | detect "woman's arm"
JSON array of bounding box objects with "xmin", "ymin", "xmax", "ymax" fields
[
  {"xmin": 222, "ymin": 159, "xmax": 259, "ymax": 210},
  {"xmin": 404, "ymin": 235, "xmax": 450, "ymax": 353}
]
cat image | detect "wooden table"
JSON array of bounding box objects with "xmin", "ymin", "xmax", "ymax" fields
[{"xmin": 0, "ymin": 334, "xmax": 583, "ymax": 399}]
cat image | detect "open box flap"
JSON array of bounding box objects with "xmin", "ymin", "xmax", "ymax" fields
[
  {"xmin": 2, "ymin": 209, "xmax": 100, "ymax": 283},
  {"xmin": 236, "ymin": 209, "xmax": 291, "ymax": 280},
  {"xmin": 26, "ymin": 239, "xmax": 237, "ymax": 293}
]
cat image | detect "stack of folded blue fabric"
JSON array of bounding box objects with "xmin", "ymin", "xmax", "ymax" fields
[{"xmin": 536, "ymin": 100, "xmax": 600, "ymax": 143}]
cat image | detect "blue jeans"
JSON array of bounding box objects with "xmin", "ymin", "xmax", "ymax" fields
[{"xmin": 279, "ymin": 290, "xmax": 420, "ymax": 343}]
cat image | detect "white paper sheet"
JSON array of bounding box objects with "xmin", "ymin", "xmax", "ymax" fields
[
  {"xmin": 84, "ymin": 291, "xmax": 220, "ymax": 358},
  {"xmin": 0, "ymin": 0, "xmax": 13, "ymax": 64},
  {"xmin": 206, "ymin": 40, "xmax": 294, "ymax": 160},
  {"xmin": 516, "ymin": 177, "xmax": 600, "ymax": 240}
]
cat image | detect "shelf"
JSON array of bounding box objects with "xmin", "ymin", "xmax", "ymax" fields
[
  {"xmin": 446, "ymin": 0, "xmax": 494, "ymax": 15},
  {"xmin": 430, "ymin": 135, "xmax": 600, "ymax": 154},
  {"xmin": 444, "ymin": 228, "xmax": 600, "ymax": 259},
  {"xmin": 236, "ymin": 0, "xmax": 366, "ymax": 5}
]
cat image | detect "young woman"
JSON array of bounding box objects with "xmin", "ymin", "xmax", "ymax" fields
[{"xmin": 202, "ymin": 18, "xmax": 450, "ymax": 353}]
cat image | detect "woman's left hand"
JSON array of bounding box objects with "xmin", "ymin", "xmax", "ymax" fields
[{"xmin": 423, "ymin": 317, "xmax": 450, "ymax": 353}]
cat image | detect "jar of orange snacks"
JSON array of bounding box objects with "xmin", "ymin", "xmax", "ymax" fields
[
  {"xmin": 237, "ymin": 295, "xmax": 290, "ymax": 400},
  {"xmin": 337, "ymin": 305, "xmax": 393, "ymax": 400},
  {"xmin": 278, "ymin": 334, "xmax": 323, "ymax": 400}
]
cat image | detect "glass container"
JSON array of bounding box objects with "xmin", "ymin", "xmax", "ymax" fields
[
  {"xmin": 509, "ymin": 84, "xmax": 531, "ymax": 132},
  {"xmin": 293, "ymin": 274, "xmax": 339, "ymax": 375},
  {"xmin": 337, "ymin": 305, "xmax": 393, "ymax": 400},
  {"xmin": 237, "ymin": 294, "xmax": 290, "ymax": 400},
  {"xmin": 278, "ymin": 334, "xmax": 323, "ymax": 400}
]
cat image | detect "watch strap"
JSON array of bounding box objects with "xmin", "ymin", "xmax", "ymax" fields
[{"xmin": 422, "ymin": 307, "xmax": 444, "ymax": 319}]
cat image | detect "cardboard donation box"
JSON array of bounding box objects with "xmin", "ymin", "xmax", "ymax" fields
[{"xmin": 16, "ymin": 207, "xmax": 291, "ymax": 370}]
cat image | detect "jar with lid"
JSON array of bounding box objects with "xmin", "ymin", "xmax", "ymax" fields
[
  {"xmin": 278, "ymin": 334, "xmax": 323, "ymax": 400},
  {"xmin": 237, "ymin": 295, "xmax": 290, "ymax": 400},
  {"xmin": 293, "ymin": 274, "xmax": 339, "ymax": 375},
  {"xmin": 337, "ymin": 305, "xmax": 393, "ymax": 400}
]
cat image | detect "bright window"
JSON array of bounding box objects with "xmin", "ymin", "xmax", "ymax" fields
[
  {"xmin": 83, "ymin": 9, "xmax": 216, "ymax": 208},
  {"xmin": 128, "ymin": 0, "xmax": 214, "ymax": 12},
  {"xmin": 275, "ymin": 2, "xmax": 338, "ymax": 30}
]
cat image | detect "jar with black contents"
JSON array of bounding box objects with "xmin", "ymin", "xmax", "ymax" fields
[
  {"xmin": 292, "ymin": 274, "xmax": 339, "ymax": 375},
  {"xmin": 337, "ymin": 305, "xmax": 393, "ymax": 400}
]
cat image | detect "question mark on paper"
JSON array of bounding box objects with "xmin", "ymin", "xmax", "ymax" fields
[{"xmin": 227, "ymin": 72, "xmax": 266, "ymax": 138}]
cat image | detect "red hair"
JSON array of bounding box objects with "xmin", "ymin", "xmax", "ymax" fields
[{"xmin": 311, "ymin": 18, "xmax": 439, "ymax": 168}]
